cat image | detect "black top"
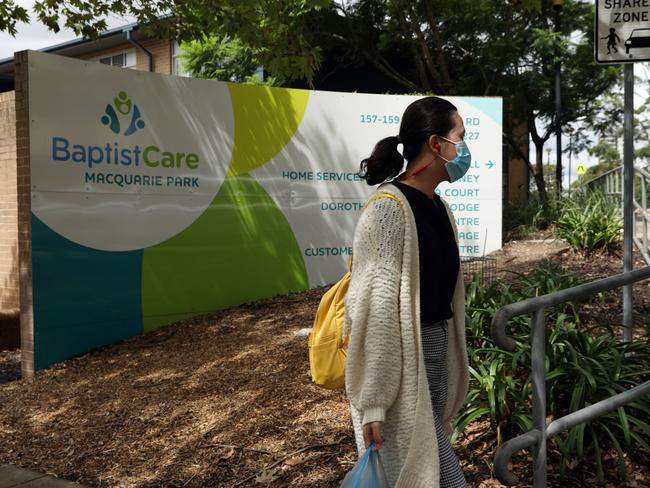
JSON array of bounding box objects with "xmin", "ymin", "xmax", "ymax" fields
[{"xmin": 391, "ymin": 181, "xmax": 460, "ymax": 325}]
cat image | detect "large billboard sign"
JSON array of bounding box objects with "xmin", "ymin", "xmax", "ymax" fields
[{"xmin": 25, "ymin": 51, "xmax": 502, "ymax": 369}]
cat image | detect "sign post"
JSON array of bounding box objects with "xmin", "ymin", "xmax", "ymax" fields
[
  {"xmin": 623, "ymin": 63, "xmax": 634, "ymax": 343},
  {"xmin": 596, "ymin": 1, "xmax": 647, "ymax": 342}
]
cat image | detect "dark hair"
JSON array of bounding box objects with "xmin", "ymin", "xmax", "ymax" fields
[{"xmin": 357, "ymin": 97, "xmax": 457, "ymax": 185}]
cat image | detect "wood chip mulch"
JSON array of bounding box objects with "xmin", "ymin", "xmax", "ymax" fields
[
  {"xmin": 0, "ymin": 237, "xmax": 649, "ymax": 487},
  {"xmin": 0, "ymin": 349, "xmax": 20, "ymax": 384}
]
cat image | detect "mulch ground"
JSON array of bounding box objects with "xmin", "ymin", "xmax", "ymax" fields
[
  {"xmin": 0, "ymin": 235, "xmax": 649, "ymax": 487},
  {"xmin": 0, "ymin": 349, "xmax": 20, "ymax": 384}
]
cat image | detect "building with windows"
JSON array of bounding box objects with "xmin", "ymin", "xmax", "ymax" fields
[{"xmin": 0, "ymin": 22, "xmax": 189, "ymax": 93}]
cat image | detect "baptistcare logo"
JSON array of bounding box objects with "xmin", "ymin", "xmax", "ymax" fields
[
  {"xmin": 32, "ymin": 51, "xmax": 235, "ymax": 252},
  {"xmin": 101, "ymin": 91, "xmax": 145, "ymax": 136}
]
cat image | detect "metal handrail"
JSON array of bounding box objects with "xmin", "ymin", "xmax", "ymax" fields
[
  {"xmin": 491, "ymin": 266, "xmax": 650, "ymax": 487},
  {"xmin": 582, "ymin": 165, "xmax": 625, "ymax": 187},
  {"xmin": 584, "ymin": 164, "xmax": 650, "ymax": 186},
  {"xmin": 585, "ymin": 164, "xmax": 650, "ymax": 266}
]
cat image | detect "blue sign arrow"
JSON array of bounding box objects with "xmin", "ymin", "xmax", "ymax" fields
[{"xmin": 486, "ymin": 160, "xmax": 495, "ymax": 169}]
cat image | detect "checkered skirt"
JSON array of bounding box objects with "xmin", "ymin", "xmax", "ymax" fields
[{"xmin": 421, "ymin": 320, "xmax": 467, "ymax": 488}]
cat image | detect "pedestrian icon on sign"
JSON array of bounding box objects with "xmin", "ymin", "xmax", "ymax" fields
[
  {"xmin": 596, "ymin": 1, "xmax": 650, "ymax": 64},
  {"xmin": 576, "ymin": 164, "xmax": 586, "ymax": 176},
  {"xmin": 601, "ymin": 28, "xmax": 621, "ymax": 54}
]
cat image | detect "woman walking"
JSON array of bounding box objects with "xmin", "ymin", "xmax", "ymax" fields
[{"xmin": 343, "ymin": 96, "xmax": 470, "ymax": 487}]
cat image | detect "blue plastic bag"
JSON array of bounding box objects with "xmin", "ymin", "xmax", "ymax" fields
[{"xmin": 340, "ymin": 442, "xmax": 390, "ymax": 488}]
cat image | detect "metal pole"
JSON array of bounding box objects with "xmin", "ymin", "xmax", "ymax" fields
[
  {"xmin": 569, "ymin": 134, "xmax": 573, "ymax": 196},
  {"xmin": 546, "ymin": 147, "xmax": 551, "ymax": 190},
  {"xmin": 623, "ymin": 63, "xmax": 634, "ymax": 343},
  {"xmin": 554, "ymin": 5, "xmax": 562, "ymax": 198},
  {"xmin": 531, "ymin": 309, "xmax": 547, "ymax": 487},
  {"xmin": 641, "ymin": 175, "xmax": 648, "ymax": 257}
]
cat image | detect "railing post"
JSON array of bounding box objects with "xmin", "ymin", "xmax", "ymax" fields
[
  {"xmin": 642, "ymin": 175, "xmax": 648, "ymax": 256},
  {"xmin": 531, "ymin": 309, "xmax": 547, "ymax": 487},
  {"xmin": 619, "ymin": 168, "xmax": 623, "ymax": 195},
  {"xmin": 608, "ymin": 172, "xmax": 612, "ymax": 194}
]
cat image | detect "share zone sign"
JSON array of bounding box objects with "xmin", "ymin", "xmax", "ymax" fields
[{"xmin": 596, "ymin": 0, "xmax": 650, "ymax": 64}]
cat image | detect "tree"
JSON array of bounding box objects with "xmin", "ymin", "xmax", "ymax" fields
[
  {"xmin": 303, "ymin": 0, "xmax": 619, "ymax": 202},
  {"xmin": 575, "ymin": 76, "xmax": 650, "ymax": 183},
  {"xmin": 3, "ymin": 0, "xmax": 329, "ymax": 84},
  {"xmin": 3, "ymin": 0, "xmax": 622, "ymax": 203},
  {"xmin": 334, "ymin": 1, "xmax": 615, "ymax": 205},
  {"xmin": 179, "ymin": 37, "xmax": 281, "ymax": 86}
]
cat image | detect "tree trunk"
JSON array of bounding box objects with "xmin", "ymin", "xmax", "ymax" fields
[
  {"xmin": 528, "ymin": 111, "xmax": 549, "ymax": 204},
  {"xmin": 533, "ymin": 139, "xmax": 549, "ymax": 204}
]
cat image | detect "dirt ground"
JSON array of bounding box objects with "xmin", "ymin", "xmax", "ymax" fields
[{"xmin": 0, "ymin": 235, "xmax": 649, "ymax": 488}]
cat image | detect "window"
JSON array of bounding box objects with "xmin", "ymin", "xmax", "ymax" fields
[
  {"xmin": 95, "ymin": 50, "xmax": 136, "ymax": 69},
  {"xmin": 172, "ymin": 41, "xmax": 191, "ymax": 77}
]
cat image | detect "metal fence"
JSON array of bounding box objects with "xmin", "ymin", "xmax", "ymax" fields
[
  {"xmin": 490, "ymin": 266, "xmax": 650, "ymax": 487},
  {"xmin": 461, "ymin": 256, "xmax": 497, "ymax": 287},
  {"xmin": 585, "ymin": 164, "xmax": 650, "ymax": 264}
]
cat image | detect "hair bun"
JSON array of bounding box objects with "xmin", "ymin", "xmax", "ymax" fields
[{"xmin": 357, "ymin": 136, "xmax": 404, "ymax": 186}]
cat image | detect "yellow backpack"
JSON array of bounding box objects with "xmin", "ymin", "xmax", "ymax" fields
[{"xmin": 308, "ymin": 192, "xmax": 403, "ymax": 390}]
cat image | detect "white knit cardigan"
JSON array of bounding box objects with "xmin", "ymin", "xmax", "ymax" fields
[{"xmin": 343, "ymin": 182, "xmax": 469, "ymax": 488}]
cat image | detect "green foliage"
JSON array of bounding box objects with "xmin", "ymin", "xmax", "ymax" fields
[
  {"xmin": 457, "ymin": 261, "xmax": 650, "ymax": 485},
  {"xmin": 0, "ymin": 0, "xmax": 29, "ymax": 36},
  {"xmin": 503, "ymin": 193, "xmax": 560, "ymax": 240},
  {"xmin": 180, "ymin": 37, "xmax": 281, "ymax": 86},
  {"xmin": 551, "ymin": 331, "xmax": 650, "ymax": 482},
  {"xmin": 554, "ymin": 191, "xmax": 622, "ymax": 254},
  {"xmin": 578, "ymin": 81, "xmax": 650, "ymax": 171},
  {"xmin": 27, "ymin": 0, "xmax": 329, "ymax": 84},
  {"xmin": 588, "ymin": 142, "xmax": 622, "ymax": 171},
  {"xmin": 2, "ymin": 0, "xmax": 625, "ymax": 199}
]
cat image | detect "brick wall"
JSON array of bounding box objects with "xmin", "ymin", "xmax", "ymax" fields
[
  {"xmin": 0, "ymin": 91, "xmax": 18, "ymax": 314},
  {"xmin": 138, "ymin": 38, "xmax": 172, "ymax": 74},
  {"xmin": 14, "ymin": 51, "xmax": 34, "ymax": 376}
]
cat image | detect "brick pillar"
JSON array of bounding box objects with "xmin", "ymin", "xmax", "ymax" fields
[
  {"xmin": 0, "ymin": 91, "xmax": 18, "ymax": 313},
  {"xmin": 14, "ymin": 51, "xmax": 34, "ymax": 377}
]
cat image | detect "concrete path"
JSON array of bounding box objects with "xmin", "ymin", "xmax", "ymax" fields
[{"xmin": 0, "ymin": 465, "xmax": 86, "ymax": 488}]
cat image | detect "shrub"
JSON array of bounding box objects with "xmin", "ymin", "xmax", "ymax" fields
[
  {"xmin": 456, "ymin": 260, "xmax": 650, "ymax": 485},
  {"xmin": 554, "ymin": 191, "xmax": 622, "ymax": 254},
  {"xmin": 503, "ymin": 193, "xmax": 561, "ymax": 241},
  {"xmin": 550, "ymin": 325, "xmax": 650, "ymax": 483}
]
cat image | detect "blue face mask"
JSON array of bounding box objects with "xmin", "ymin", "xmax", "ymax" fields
[{"xmin": 438, "ymin": 136, "xmax": 471, "ymax": 182}]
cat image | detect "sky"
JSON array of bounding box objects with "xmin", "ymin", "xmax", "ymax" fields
[
  {"xmin": 0, "ymin": 1, "xmax": 135, "ymax": 60},
  {"xmin": 2, "ymin": 0, "xmax": 648, "ymax": 192}
]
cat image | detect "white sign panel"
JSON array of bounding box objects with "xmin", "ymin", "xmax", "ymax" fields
[
  {"xmin": 251, "ymin": 93, "xmax": 502, "ymax": 286},
  {"xmin": 29, "ymin": 52, "xmax": 235, "ymax": 251},
  {"xmin": 28, "ymin": 51, "xmax": 501, "ymax": 288},
  {"xmin": 24, "ymin": 51, "xmax": 503, "ymax": 370},
  {"xmin": 596, "ymin": 0, "xmax": 650, "ymax": 64}
]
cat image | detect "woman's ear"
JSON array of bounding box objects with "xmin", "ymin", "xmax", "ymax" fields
[{"xmin": 427, "ymin": 134, "xmax": 442, "ymax": 154}]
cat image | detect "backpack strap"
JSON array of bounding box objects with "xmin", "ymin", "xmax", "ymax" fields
[
  {"xmin": 366, "ymin": 192, "xmax": 403, "ymax": 209},
  {"xmin": 348, "ymin": 192, "xmax": 404, "ymax": 271}
]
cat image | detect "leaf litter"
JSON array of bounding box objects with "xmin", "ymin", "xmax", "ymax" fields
[{"xmin": 0, "ymin": 237, "xmax": 648, "ymax": 487}]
